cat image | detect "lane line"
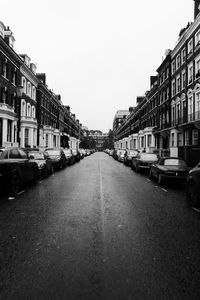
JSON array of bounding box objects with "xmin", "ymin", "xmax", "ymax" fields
[
  {"xmin": 17, "ymin": 190, "xmax": 25, "ymax": 195},
  {"xmin": 162, "ymin": 188, "xmax": 167, "ymax": 192},
  {"xmin": 192, "ymin": 207, "xmax": 200, "ymax": 213},
  {"xmin": 99, "ymin": 162, "xmax": 105, "ymax": 241}
]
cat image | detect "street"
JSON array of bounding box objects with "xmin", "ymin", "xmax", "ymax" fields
[{"xmin": 0, "ymin": 152, "xmax": 200, "ymax": 300}]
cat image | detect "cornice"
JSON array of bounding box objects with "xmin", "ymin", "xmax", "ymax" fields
[
  {"xmin": 172, "ymin": 14, "xmax": 200, "ymax": 58},
  {"xmin": 0, "ymin": 36, "xmax": 22, "ymax": 65},
  {"xmin": 20, "ymin": 64, "xmax": 39, "ymax": 86}
]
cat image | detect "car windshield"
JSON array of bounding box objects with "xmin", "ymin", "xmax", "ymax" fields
[
  {"xmin": 46, "ymin": 150, "xmax": 60, "ymax": 156},
  {"xmin": 164, "ymin": 159, "xmax": 186, "ymax": 166},
  {"xmin": 28, "ymin": 152, "xmax": 44, "ymax": 160},
  {"xmin": 140, "ymin": 154, "xmax": 157, "ymax": 161}
]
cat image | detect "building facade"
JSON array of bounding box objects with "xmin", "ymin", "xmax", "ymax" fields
[
  {"xmin": 0, "ymin": 22, "xmax": 21, "ymax": 147},
  {"xmin": 113, "ymin": 0, "xmax": 200, "ymax": 167}
]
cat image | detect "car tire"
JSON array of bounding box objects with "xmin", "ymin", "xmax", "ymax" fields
[
  {"xmin": 158, "ymin": 173, "xmax": 163, "ymax": 185},
  {"xmin": 9, "ymin": 176, "xmax": 20, "ymax": 196},
  {"xmin": 50, "ymin": 165, "xmax": 54, "ymax": 174},
  {"xmin": 149, "ymin": 169, "xmax": 153, "ymax": 179},
  {"xmin": 135, "ymin": 165, "xmax": 139, "ymax": 173},
  {"xmin": 186, "ymin": 182, "xmax": 199, "ymax": 208},
  {"xmin": 43, "ymin": 166, "xmax": 49, "ymax": 178}
]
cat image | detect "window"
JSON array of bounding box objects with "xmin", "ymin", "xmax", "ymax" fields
[
  {"xmin": 32, "ymin": 106, "xmax": 35, "ymax": 118},
  {"xmin": 25, "ymin": 129, "xmax": 29, "ymax": 147},
  {"xmin": 2, "ymin": 60, "xmax": 7, "ymax": 78},
  {"xmin": 166, "ymin": 68, "xmax": 169, "ymax": 78},
  {"xmin": 192, "ymin": 129, "xmax": 198, "ymax": 145},
  {"xmin": 177, "ymin": 133, "xmax": 183, "ymax": 146},
  {"xmin": 46, "ymin": 134, "xmax": 49, "ymax": 147},
  {"xmin": 181, "ymin": 48, "xmax": 186, "ymax": 64},
  {"xmin": 171, "ymin": 60, "xmax": 175, "ymax": 74},
  {"xmin": 195, "ymin": 91, "xmax": 200, "ymax": 119},
  {"xmin": 188, "ymin": 38, "xmax": 193, "ymax": 54},
  {"xmin": 2, "ymin": 87, "xmax": 7, "ymax": 103},
  {"xmin": 188, "ymin": 95, "xmax": 193, "ymax": 121},
  {"xmin": 172, "ymin": 80, "xmax": 176, "ymax": 96},
  {"xmin": 147, "ymin": 135, "xmax": 152, "ymax": 147},
  {"xmin": 195, "ymin": 56, "xmax": 200, "ymax": 78},
  {"xmin": 182, "ymin": 70, "xmax": 186, "ymax": 89},
  {"xmin": 188, "ymin": 63, "xmax": 193, "ymax": 84},
  {"xmin": 176, "ymin": 76, "xmax": 181, "ymax": 93},
  {"xmin": 185, "ymin": 130, "xmax": 189, "ymax": 146},
  {"xmin": 176, "ymin": 54, "xmax": 181, "ymax": 69},
  {"xmin": 171, "ymin": 133, "xmax": 175, "ymax": 147},
  {"xmin": 195, "ymin": 30, "xmax": 200, "ymax": 46}
]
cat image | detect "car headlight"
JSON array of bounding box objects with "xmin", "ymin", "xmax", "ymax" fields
[{"xmin": 38, "ymin": 162, "xmax": 45, "ymax": 169}]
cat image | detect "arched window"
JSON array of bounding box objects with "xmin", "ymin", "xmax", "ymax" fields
[
  {"xmin": 32, "ymin": 106, "xmax": 35, "ymax": 118},
  {"xmin": 21, "ymin": 100, "xmax": 26, "ymax": 116},
  {"xmin": 32, "ymin": 87, "xmax": 36, "ymax": 100},
  {"xmin": 27, "ymin": 103, "xmax": 31, "ymax": 117},
  {"xmin": 22, "ymin": 77, "xmax": 26, "ymax": 94}
]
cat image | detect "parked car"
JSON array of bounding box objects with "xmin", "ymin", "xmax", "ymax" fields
[
  {"xmin": 71, "ymin": 149, "xmax": 81, "ymax": 162},
  {"xmin": 26, "ymin": 150, "xmax": 53, "ymax": 178},
  {"xmin": 132, "ymin": 152, "xmax": 158, "ymax": 172},
  {"xmin": 117, "ymin": 150, "xmax": 126, "ymax": 162},
  {"xmin": 0, "ymin": 147, "xmax": 39, "ymax": 195},
  {"xmin": 124, "ymin": 150, "xmax": 139, "ymax": 166},
  {"xmin": 45, "ymin": 148, "xmax": 67, "ymax": 170},
  {"xmin": 79, "ymin": 148, "xmax": 86, "ymax": 159},
  {"xmin": 186, "ymin": 163, "xmax": 200, "ymax": 208},
  {"xmin": 63, "ymin": 148, "xmax": 75, "ymax": 165},
  {"xmin": 149, "ymin": 157, "xmax": 189, "ymax": 185}
]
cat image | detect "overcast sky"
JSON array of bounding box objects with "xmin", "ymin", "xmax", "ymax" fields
[{"xmin": 1, "ymin": 0, "xmax": 194, "ymax": 132}]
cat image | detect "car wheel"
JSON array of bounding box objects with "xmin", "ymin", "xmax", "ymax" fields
[
  {"xmin": 9, "ymin": 176, "xmax": 20, "ymax": 196},
  {"xmin": 50, "ymin": 165, "xmax": 54, "ymax": 174},
  {"xmin": 43, "ymin": 166, "xmax": 49, "ymax": 178},
  {"xmin": 186, "ymin": 182, "xmax": 199, "ymax": 208},
  {"xmin": 158, "ymin": 173, "xmax": 163, "ymax": 185},
  {"xmin": 135, "ymin": 165, "xmax": 139, "ymax": 173},
  {"xmin": 149, "ymin": 169, "xmax": 153, "ymax": 179}
]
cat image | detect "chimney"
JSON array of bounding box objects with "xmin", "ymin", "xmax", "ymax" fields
[
  {"xmin": 36, "ymin": 73, "xmax": 46, "ymax": 85},
  {"xmin": 150, "ymin": 76, "xmax": 158, "ymax": 87},
  {"xmin": 194, "ymin": 0, "xmax": 200, "ymax": 19}
]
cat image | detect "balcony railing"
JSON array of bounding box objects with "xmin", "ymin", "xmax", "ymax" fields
[{"xmin": 0, "ymin": 102, "xmax": 15, "ymax": 114}]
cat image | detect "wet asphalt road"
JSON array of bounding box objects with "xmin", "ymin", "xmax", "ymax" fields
[{"xmin": 0, "ymin": 152, "xmax": 200, "ymax": 300}]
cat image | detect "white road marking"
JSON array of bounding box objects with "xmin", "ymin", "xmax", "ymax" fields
[
  {"xmin": 99, "ymin": 162, "xmax": 105, "ymax": 240},
  {"xmin": 192, "ymin": 207, "xmax": 200, "ymax": 213},
  {"xmin": 162, "ymin": 188, "xmax": 167, "ymax": 192},
  {"xmin": 17, "ymin": 190, "xmax": 25, "ymax": 195},
  {"xmin": 38, "ymin": 180, "xmax": 43, "ymax": 184},
  {"xmin": 147, "ymin": 179, "xmax": 151, "ymax": 182},
  {"xmin": 8, "ymin": 197, "xmax": 15, "ymax": 200}
]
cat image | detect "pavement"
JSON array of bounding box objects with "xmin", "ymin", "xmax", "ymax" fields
[{"xmin": 0, "ymin": 152, "xmax": 200, "ymax": 300}]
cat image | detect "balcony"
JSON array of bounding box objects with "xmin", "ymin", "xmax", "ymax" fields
[
  {"xmin": 0, "ymin": 103, "xmax": 15, "ymax": 115},
  {"xmin": 21, "ymin": 116, "xmax": 37, "ymax": 124},
  {"xmin": 172, "ymin": 114, "xmax": 188, "ymax": 127}
]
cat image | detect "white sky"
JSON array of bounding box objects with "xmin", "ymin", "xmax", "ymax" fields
[{"xmin": 1, "ymin": 0, "xmax": 194, "ymax": 132}]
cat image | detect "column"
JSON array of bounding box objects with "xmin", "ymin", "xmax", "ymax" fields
[
  {"xmin": 2, "ymin": 118, "xmax": 8, "ymax": 146},
  {"xmin": 11, "ymin": 121, "xmax": 15, "ymax": 145},
  {"xmin": 30, "ymin": 128, "xmax": 34, "ymax": 148}
]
